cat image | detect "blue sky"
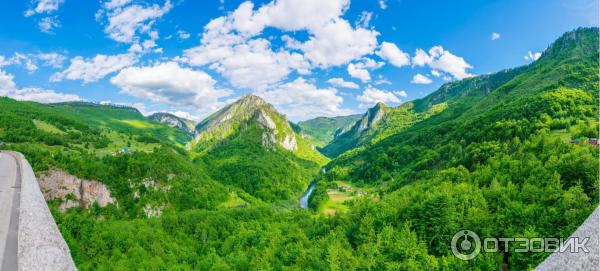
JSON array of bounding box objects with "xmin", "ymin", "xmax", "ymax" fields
[{"xmin": 0, "ymin": 0, "xmax": 597, "ymax": 121}]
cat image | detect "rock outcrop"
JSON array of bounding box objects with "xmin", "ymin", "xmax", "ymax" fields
[
  {"xmin": 148, "ymin": 112, "xmax": 196, "ymax": 134},
  {"xmin": 37, "ymin": 169, "xmax": 116, "ymax": 211}
]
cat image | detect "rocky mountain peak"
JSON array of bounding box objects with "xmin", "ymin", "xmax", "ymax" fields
[
  {"xmin": 148, "ymin": 112, "xmax": 195, "ymax": 134},
  {"xmin": 192, "ymin": 94, "xmax": 298, "ymax": 151}
]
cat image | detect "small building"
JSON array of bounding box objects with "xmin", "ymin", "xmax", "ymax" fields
[
  {"xmin": 570, "ymin": 138, "xmax": 582, "ymax": 145},
  {"xmin": 589, "ymin": 138, "xmax": 598, "ymax": 145}
]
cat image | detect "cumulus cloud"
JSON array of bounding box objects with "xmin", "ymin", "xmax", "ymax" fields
[
  {"xmin": 7, "ymin": 87, "xmax": 81, "ymax": 103},
  {"xmin": 327, "ymin": 78, "xmax": 359, "ymax": 89},
  {"xmin": 110, "ymin": 62, "xmax": 232, "ymax": 116},
  {"xmin": 354, "ymin": 57, "xmax": 384, "ymax": 70},
  {"xmin": 256, "ymin": 77, "xmax": 353, "ymax": 120},
  {"xmin": 491, "ymin": 32, "xmax": 501, "ymax": 40},
  {"xmin": 24, "ymin": 0, "xmax": 65, "ymax": 34},
  {"xmin": 0, "ymin": 68, "xmax": 80, "ymax": 103},
  {"xmin": 524, "ymin": 51, "xmax": 541, "ymax": 61},
  {"xmin": 183, "ymin": 0, "xmax": 378, "ymax": 89},
  {"xmin": 296, "ymin": 19, "xmax": 379, "ymax": 67},
  {"xmin": 51, "ymin": 53, "xmax": 138, "ymax": 83},
  {"xmin": 411, "ymin": 48, "xmax": 431, "ymax": 67},
  {"xmin": 36, "ymin": 52, "xmax": 67, "ymax": 68},
  {"xmin": 377, "ymin": 42, "xmax": 410, "ymax": 67},
  {"xmin": 185, "ymin": 38, "xmax": 310, "ymax": 90},
  {"xmin": 0, "ymin": 52, "xmax": 66, "ymax": 73},
  {"xmin": 177, "ymin": 30, "xmax": 191, "ymax": 40},
  {"xmin": 38, "ymin": 16, "xmax": 61, "ymax": 33},
  {"xmin": 97, "ymin": 0, "xmax": 172, "ymax": 44},
  {"xmin": 356, "ymin": 86, "xmax": 402, "ymax": 108},
  {"xmin": 347, "ymin": 63, "xmax": 370, "ymax": 83},
  {"xmin": 25, "ymin": 0, "xmax": 64, "ymax": 16},
  {"xmin": 394, "ymin": 90, "xmax": 407, "ymax": 97},
  {"xmin": 411, "ymin": 46, "xmax": 473, "ymax": 80},
  {"xmin": 411, "ymin": 73, "xmax": 432, "ymax": 84}
]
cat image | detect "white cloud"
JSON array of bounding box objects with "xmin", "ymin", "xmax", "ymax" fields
[
  {"xmin": 430, "ymin": 70, "xmax": 441, "ymax": 77},
  {"xmin": 38, "ymin": 16, "xmax": 61, "ymax": 33},
  {"xmin": 297, "ymin": 19, "xmax": 379, "ymax": 67},
  {"xmin": 491, "ymin": 32, "xmax": 501, "ymax": 40},
  {"xmin": 327, "ymin": 78, "xmax": 359, "ymax": 89},
  {"xmin": 412, "ymin": 48, "xmax": 431, "ymax": 67},
  {"xmin": 185, "ymin": 38, "xmax": 310, "ymax": 90},
  {"xmin": 8, "ymin": 87, "xmax": 81, "ymax": 103},
  {"xmin": 411, "ymin": 73, "xmax": 432, "ymax": 84},
  {"xmin": 103, "ymin": 0, "xmax": 132, "ymax": 9},
  {"xmin": 354, "ymin": 57, "xmax": 384, "ymax": 70},
  {"xmin": 25, "ymin": 0, "xmax": 64, "ymax": 17},
  {"xmin": 8, "ymin": 53, "xmax": 38, "ymax": 73},
  {"xmin": 356, "ymin": 11, "xmax": 372, "ymax": 28},
  {"xmin": 0, "ymin": 69, "xmax": 17, "ymax": 93},
  {"xmin": 374, "ymin": 74, "xmax": 391, "ymax": 85},
  {"xmin": 0, "ymin": 68, "xmax": 80, "ymax": 103},
  {"xmin": 411, "ymin": 46, "xmax": 473, "ymax": 80},
  {"xmin": 98, "ymin": 0, "xmax": 172, "ymax": 44},
  {"xmin": 0, "ymin": 52, "xmax": 66, "ymax": 73},
  {"xmin": 347, "ymin": 63, "xmax": 370, "ymax": 83},
  {"xmin": 36, "ymin": 52, "xmax": 66, "ymax": 68},
  {"xmin": 51, "ymin": 53, "xmax": 138, "ymax": 83},
  {"xmin": 170, "ymin": 110, "xmax": 197, "ymax": 121},
  {"xmin": 356, "ymin": 86, "xmax": 401, "ymax": 107},
  {"xmin": 394, "ymin": 90, "xmax": 407, "ymax": 97},
  {"xmin": 256, "ymin": 77, "xmax": 353, "ymax": 120},
  {"xmin": 110, "ymin": 62, "xmax": 232, "ymax": 116},
  {"xmin": 524, "ymin": 51, "xmax": 541, "ymax": 61},
  {"xmin": 177, "ymin": 30, "xmax": 190, "ymax": 40},
  {"xmin": 378, "ymin": 0, "xmax": 387, "ymax": 10},
  {"xmin": 184, "ymin": 0, "xmax": 378, "ymax": 90},
  {"xmin": 377, "ymin": 42, "xmax": 410, "ymax": 67}
]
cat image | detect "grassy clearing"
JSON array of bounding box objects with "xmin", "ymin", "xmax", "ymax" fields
[
  {"xmin": 219, "ymin": 192, "xmax": 248, "ymax": 208},
  {"xmin": 94, "ymin": 130, "xmax": 161, "ymax": 156},
  {"xmin": 120, "ymin": 119, "xmax": 157, "ymax": 129},
  {"xmin": 33, "ymin": 119, "xmax": 65, "ymax": 135}
]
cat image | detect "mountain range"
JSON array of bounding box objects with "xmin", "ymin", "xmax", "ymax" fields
[{"xmin": 0, "ymin": 27, "xmax": 597, "ymax": 270}]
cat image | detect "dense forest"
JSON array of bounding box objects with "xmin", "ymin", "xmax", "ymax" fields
[{"xmin": 0, "ymin": 27, "xmax": 597, "ymax": 270}]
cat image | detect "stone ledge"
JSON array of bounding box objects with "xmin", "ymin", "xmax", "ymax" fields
[{"xmin": 14, "ymin": 152, "xmax": 77, "ymax": 271}]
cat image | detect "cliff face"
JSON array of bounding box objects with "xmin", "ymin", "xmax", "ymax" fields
[
  {"xmin": 38, "ymin": 169, "xmax": 116, "ymax": 211},
  {"xmin": 148, "ymin": 112, "xmax": 196, "ymax": 134}
]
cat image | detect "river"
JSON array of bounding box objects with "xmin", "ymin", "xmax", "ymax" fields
[{"xmin": 299, "ymin": 182, "xmax": 317, "ymax": 208}]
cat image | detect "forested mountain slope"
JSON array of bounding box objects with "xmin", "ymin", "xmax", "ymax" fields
[
  {"xmin": 310, "ymin": 27, "xmax": 599, "ymax": 269},
  {"xmin": 297, "ymin": 114, "xmax": 361, "ymax": 147},
  {"xmin": 321, "ymin": 101, "xmax": 448, "ymax": 157},
  {"xmin": 192, "ymin": 94, "xmax": 328, "ymax": 202}
]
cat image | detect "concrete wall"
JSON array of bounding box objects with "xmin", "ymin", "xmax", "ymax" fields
[{"xmin": 15, "ymin": 152, "xmax": 77, "ymax": 271}]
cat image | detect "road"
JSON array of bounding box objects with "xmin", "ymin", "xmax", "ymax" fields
[{"xmin": 0, "ymin": 152, "xmax": 21, "ymax": 270}]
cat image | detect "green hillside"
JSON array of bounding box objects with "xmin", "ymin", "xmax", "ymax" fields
[
  {"xmin": 321, "ymin": 101, "xmax": 448, "ymax": 158},
  {"xmin": 192, "ymin": 94, "xmax": 328, "ymax": 202},
  {"xmin": 297, "ymin": 114, "xmax": 361, "ymax": 147},
  {"xmin": 315, "ymin": 27, "xmax": 599, "ymax": 269},
  {"xmin": 52, "ymin": 102, "xmax": 192, "ymax": 146}
]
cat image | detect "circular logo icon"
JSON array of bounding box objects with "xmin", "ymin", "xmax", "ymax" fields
[{"xmin": 451, "ymin": 230, "xmax": 481, "ymax": 260}]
